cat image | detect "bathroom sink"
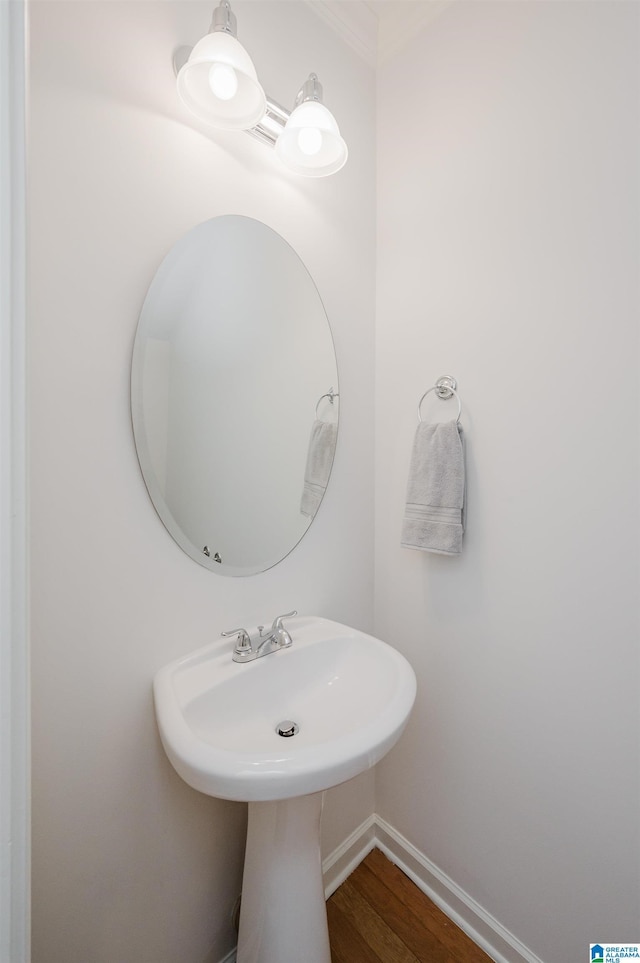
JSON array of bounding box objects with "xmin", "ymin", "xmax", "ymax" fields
[
  {"xmin": 154, "ymin": 616, "xmax": 416, "ymax": 962},
  {"xmin": 153, "ymin": 615, "xmax": 417, "ymax": 802}
]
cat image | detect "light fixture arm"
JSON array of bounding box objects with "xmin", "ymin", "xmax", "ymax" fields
[
  {"xmin": 173, "ymin": 45, "xmax": 192, "ymax": 76},
  {"xmin": 210, "ymin": 0, "xmax": 237, "ymax": 37},
  {"xmin": 248, "ymin": 98, "xmax": 290, "ymax": 148},
  {"xmin": 295, "ymin": 73, "xmax": 323, "ymax": 108},
  {"xmin": 249, "ymin": 75, "xmax": 325, "ymax": 149}
]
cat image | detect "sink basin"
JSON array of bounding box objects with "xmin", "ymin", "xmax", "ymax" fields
[{"xmin": 154, "ymin": 615, "xmax": 416, "ymax": 802}]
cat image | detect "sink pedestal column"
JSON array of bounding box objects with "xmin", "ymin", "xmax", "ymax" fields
[{"xmin": 236, "ymin": 792, "xmax": 331, "ymax": 963}]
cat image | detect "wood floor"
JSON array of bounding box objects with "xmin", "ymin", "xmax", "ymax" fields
[{"xmin": 326, "ymin": 848, "xmax": 493, "ymax": 963}]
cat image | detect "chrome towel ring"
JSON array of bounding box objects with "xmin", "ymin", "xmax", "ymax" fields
[{"xmin": 417, "ymin": 376, "xmax": 461, "ymax": 424}]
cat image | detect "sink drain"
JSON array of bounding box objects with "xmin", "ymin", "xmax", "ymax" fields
[{"xmin": 276, "ymin": 720, "xmax": 299, "ymax": 737}]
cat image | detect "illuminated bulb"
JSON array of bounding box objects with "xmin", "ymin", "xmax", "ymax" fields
[
  {"xmin": 276, "ymin": 77, "xmax": 348, "ymax": 176},
  {"xmin": 297, "ymin": 127, "xmax": 323, "ymax": 156},
  {"xmin": 208, "ymin": 62, "xmax": 238, "ymax": 101}
]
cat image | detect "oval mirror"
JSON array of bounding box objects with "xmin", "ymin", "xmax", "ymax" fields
[{"xmin": 131, "ymin": 216, "xmax": 339, "ymax": 576}]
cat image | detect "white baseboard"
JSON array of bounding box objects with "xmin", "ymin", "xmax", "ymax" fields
[
  {"xmin": 322, "ymin": 812, "xmax": 378, "ymax": 898},
  {"xmin": 372, "ymin": 815, "xmax": 546, "ymax": 963},
  {"xmin": 219, "ymin": 813, "xmax": 545, "ymax": 963}
]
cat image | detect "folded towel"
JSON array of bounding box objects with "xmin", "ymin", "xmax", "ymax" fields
[
  {"xmin": 300, "ymin": 420, "xmax": 338, "ymax": 517},
  {"xmin": 401, "ymin": 420, "xmax": 465, "ymax": 555}
]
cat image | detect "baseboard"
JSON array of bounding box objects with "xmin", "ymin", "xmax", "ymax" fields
[
  {"xmin": 218, "ymin": 813, "xmax": 545, "ymax": 963},
  {"xmin": 367, "ymin": 816, "xmax": 545, "ymax": 963},
  {"xmin": 322, "ymin": 812, "xmax": 378, "ymax": 898}
]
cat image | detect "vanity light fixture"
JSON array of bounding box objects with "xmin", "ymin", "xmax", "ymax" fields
[
  {"xmin": 175, "ymin": 0, "xmax": 266, "ymax": 131},
  {"xmin": 174, "ymin": 1, "xmax": 348, "ymax": 177},
  {"xmin": 276, "ymin": 74, "xmax": 348, "ymax": 178}
]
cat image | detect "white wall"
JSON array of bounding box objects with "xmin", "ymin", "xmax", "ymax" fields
[
  {"xmin": 28, "ymin": 3, "xmax": 375, "ymax": 961},
  {"xmin": 375, "ymin": 2, "xmax": 639, "ymax": 961},
  {"xmin": 28, "ymin": 2, "xmax": 640, "ymax": 962}
]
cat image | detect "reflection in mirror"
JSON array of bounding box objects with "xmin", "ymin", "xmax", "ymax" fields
[{"xmin": 131, "ymin": 216, "xmax": 338, "ymax": 576}]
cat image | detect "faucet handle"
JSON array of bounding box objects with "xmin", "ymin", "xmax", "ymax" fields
[
  {"xmin": 221, "ymin": 627, "xmax": 252, "ymax": 652},
  {"xmin": 270, "ymin": 610, "xmax": 297, "ymax": 632}
]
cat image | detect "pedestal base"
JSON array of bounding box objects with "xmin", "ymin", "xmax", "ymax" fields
[{"xmin": 236, "ymin": 792, "xmax": 331, "ymax": 963}]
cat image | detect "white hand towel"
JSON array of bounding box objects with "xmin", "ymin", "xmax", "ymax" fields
[
  {"xmin": 401, "ymin": 420, "xmax": 465, "ymax": 555},
  {"xmin": 300, "ymin": 420, "xmax": 338, "ymax": 517}
]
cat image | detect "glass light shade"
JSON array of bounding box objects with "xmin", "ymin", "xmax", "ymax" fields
[
  {"xmin": 177, "ymin": 32, "xmax": 266, "ymax": 130},
  {"xmin": 275, "ymin": 101, "xmax": 348, "ymax": 177}
]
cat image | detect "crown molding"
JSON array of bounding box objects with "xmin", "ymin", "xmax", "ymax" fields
[
  {"xmin": 305, "ymin": 0, "xmax": 454, "ymax": 68},
  {"xmin": 305, "ymin": 0, "xmax": 379, "ymax": 68}
]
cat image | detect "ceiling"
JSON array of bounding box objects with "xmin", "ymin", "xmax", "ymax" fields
[{"xmin": 307, "ymin": 0, "xmax": 452, "ymax": 66}]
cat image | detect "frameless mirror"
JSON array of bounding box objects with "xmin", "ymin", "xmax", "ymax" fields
[{"xmin": 131, "ymin": 216, "xmax": 338, "ymax": 576}]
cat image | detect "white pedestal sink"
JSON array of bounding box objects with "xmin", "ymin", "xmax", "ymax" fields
[{"xmin": 154, "ymin": 616, "xmax": 416, "ymax": 963}]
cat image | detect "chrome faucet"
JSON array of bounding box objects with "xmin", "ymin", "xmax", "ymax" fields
[{"xmin": 222, "ymin": 611, "xmax": 297, "ymax": 663}]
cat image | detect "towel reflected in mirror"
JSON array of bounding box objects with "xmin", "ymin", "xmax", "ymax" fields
[{"xmin": 300, "ymin": 420, "xmax": 338, "ymax": 517}]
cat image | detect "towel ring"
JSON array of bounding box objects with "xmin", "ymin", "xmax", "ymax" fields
[
  {"xmin": 417, "ymin": 377, "xmax": 462, "ymax": 424},
  {"xmin": 316, "ymin": 388, "xmax": 339, "ymax": 418}
]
